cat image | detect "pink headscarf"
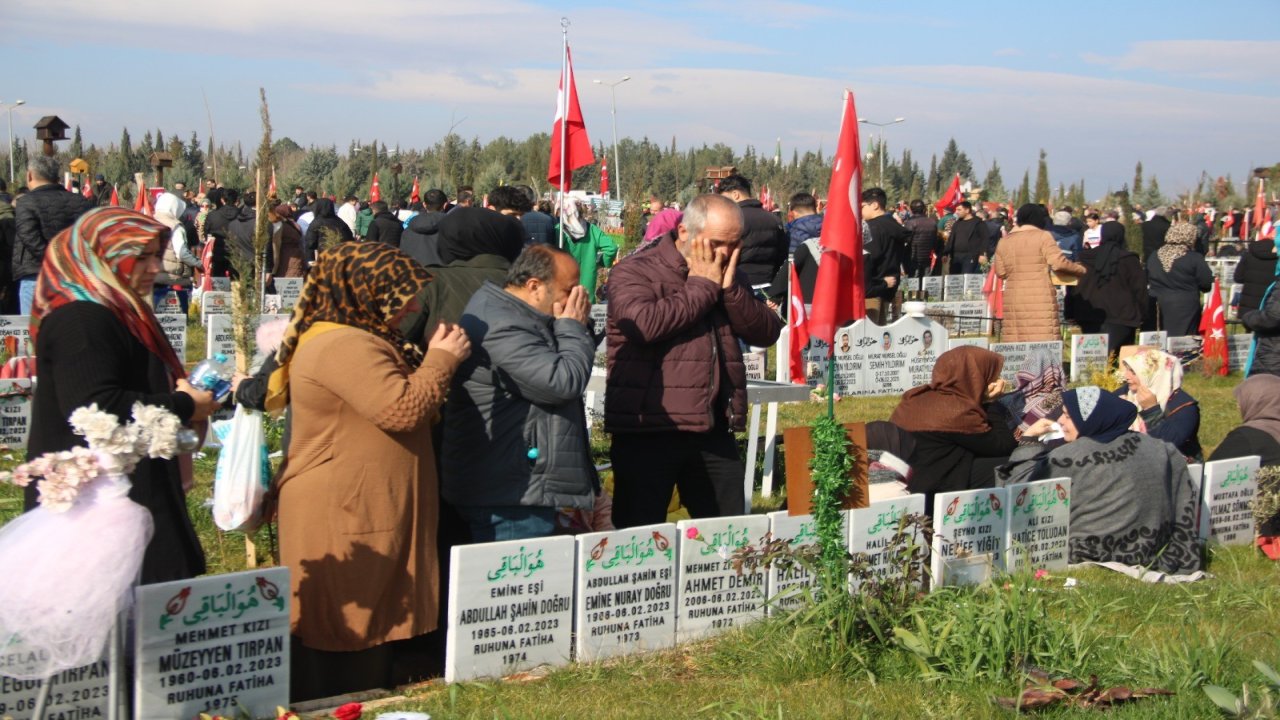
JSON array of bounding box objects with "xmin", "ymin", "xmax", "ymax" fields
[{"xmin": 643, "ymin": 208, "xmax": 683, "ymax": 242}]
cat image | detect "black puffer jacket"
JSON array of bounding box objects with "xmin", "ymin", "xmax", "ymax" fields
[
  {"xmin": 735, "ymin": 199, "xmax": 787, "ymax": 285},
  {"xmin": 227, "ymin": 205, "xmax": 257, "ymax": 272},
  {"xmin": 399, "ymin": 211, "xmax": 445, "ymax": 266},
  {"xmin": 13, "ymin": 184, "xmax": 94, "ymax": 280},
  {"xmin": 364, "ymin": 211, "xmax": 403, "ymax": 247},
  {"xmin": 302, "ymin": 198, "xmax": 354, "ymax": 259},
  {"xmin": 1235, "ymin": 240, "xmax": 1277, "ymax": 314}
]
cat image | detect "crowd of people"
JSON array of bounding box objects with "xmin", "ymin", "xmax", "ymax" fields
[{"xmin": 4, "ymin": 154, "xmax": 1277, "ymax": 701}]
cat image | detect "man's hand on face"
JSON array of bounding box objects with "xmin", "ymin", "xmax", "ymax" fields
[
  {"xmin": 720, "ymin": 246, "xmax": 741, "ymax": 289},
  {"xmin": 687, "ymin": 236, "xmax": 725, "ymax": 285},
  {"xmin": 554, "ymin": 285, "xmax": 591, "ymax": 325}
]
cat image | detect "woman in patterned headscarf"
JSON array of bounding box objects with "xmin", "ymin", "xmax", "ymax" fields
[
  {"xmin": 1146, "ymin": 223, "xmax": 1213, "ymax": 336},
  {"xmin": 26, "ymin": 207, "xmax": 222, "ymax": 584},
  {"xmin": 268, "ymin": 242, "xmax": 471, "ymax": 702}
]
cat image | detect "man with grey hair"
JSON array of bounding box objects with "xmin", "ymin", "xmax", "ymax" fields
[
  {"xmin": 605, "ymin": 193, "xmax": 783, "ymax": 528},
  {"xmin": 443, "ymin": 244, "xmax": 597, "ymax": 541},
  {"xmin": 13, "ymin": 155, "xmax": 93, "ymax": 313}
]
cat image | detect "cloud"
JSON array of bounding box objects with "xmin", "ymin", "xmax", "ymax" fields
[
  {"xmin": 993, "ymin": 48, "xmax": 1022, "ymax": 57},
  {"xmin": 1082, "ymin": 40, "xmax": 1280, "ymax": 83}
]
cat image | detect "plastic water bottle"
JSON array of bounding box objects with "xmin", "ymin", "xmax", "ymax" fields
[{"xmin": 189, "ymin": 354, "xmax": 233, "ymax": 401}]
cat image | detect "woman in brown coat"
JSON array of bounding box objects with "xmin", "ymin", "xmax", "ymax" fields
[
  {"xmin": 994, "ymin": 204, "xmax": 1087, "ymax": 341},
  {"xmin": 266, "ymin": 242, "xmax": 471, "ymax": 701}
]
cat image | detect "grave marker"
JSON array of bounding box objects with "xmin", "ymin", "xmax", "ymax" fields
[
  {"xmin": 744, "ymin": 350, "xmax": 766, "ymax": 381},
  {"xmin": 574, "ymin": 524, "xmax": 677, "ymax": 662},
  {"xmin": 1004, "ymin": 478, "xmax": 1072, "ymax": 573},
  {"xmin": 0, "ymin": 379, "xmax": 33, "ymax": 449},
  {"xmin": 847, "ymin": 494, "xmax": 925, "ymax": 589},
  {"xmin": 931, "ymin": 488, "xmax": 1008, "ymax": 587},
  {"xmin": 200, "ymin": 291, "xmax": 231, "ymax": 325},
  {"xmin": 0, "ymin": 652, "xmax": 111, "ymax": 720},
  {"xmin": 158, "ymin": 313, "xmax": 187, "ymax": 360},
  {"xmin": 921, "ymin": 275, "xmax": 943, "ymax": 300},
  {"xmin": 675, "ymin": 516, "xmax": 769, "ymax": 642},
  {"xmin": 1228, "ymin": 333, "xmax": 1254, "ymax": 373},
  {"xmin": 765, "ymin": 512, "xmax": 829, "ymax": 614},
  {"xmin": 133, "ymin": 567, "xmax": 290, "ymax": 719},
  {"xmin": 1137, "ymin": 331, "xmax": 1168, "ymax": 351},
  {"xmin": 155, "ymin": 291, "xmax": 183, "ymax": 315},
  {"xmin": 0, "ymin": 316, "xmax": 31, "ymax": 356},
  {"xmin": 943, "ymin": 274, "xmax": 965, "ymax": 301},
  {"xmin": 273, "ymin": 277, "xmax": 303, "ymax": 310},
  {"xmin": 989, "ymin": 341, "xmax": 1063, "ymax": 385},
  {"xmin": 446, "ymin": 537, "xmax": 575, "ymax": 682},
  {"xmin": 206, "ymin": 314, "xmax": 235, "ymax": 361},
  {"xmin": 963, "ymin": 273, "xmax": 985, "ymax": 301},
  {"xmin": 1201, "ymin": 456, "xmax": 1260, "ymax": 545},
  {"xmin": 209, "ymin": 278, "xmax": 232, "ymax": 292},
  {"xmin": 1069, "ymin": 333, "xmax": 1109, "ymax": 381}
]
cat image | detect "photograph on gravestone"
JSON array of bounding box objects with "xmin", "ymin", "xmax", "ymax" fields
[
  {"xmin": 206, "ymin": 315, "xmax": 235, "ymax": 362},
  {"xmin": 0, "ymin": 316, "xmax": 31, "ymax": 357},
  {"xmin": 921, "ymin": 275, "xmax": 943, "ymax": 301},
  {"xmin": 1228, "ymin": 333, "xmax": 1254, "ymax": 373},
  {"xmin": 1137, "ymin": 331, "xmax": 1168, "ymax": 351},
  {"xmin": 764, "ymin": 512, "xmax": 833, "ymax": 615},
  {"xmin": 574, "ymin": 524, "xmax": 677, "ymax": 662},
  {"xmin": 863, "ymin": 319, "xmax": 915, "ymax": 396},
  {"xmin": 158, "ymin": 314, "xmax": 187, "ymax": 360},
  {"xmin": 830, "ymin": 323, "xmax": 863, "ymax": 396},
  {"xmin": 1004, "ymin": 478, "xmax": 1072, "ymax": 574},
  {"xmin": 445, "ymin": 536, "xmax": 575, "ymax": 683},
  {"xmin": 273, "ymin": 277, "xmax": 304, "ymax": 311},
  {"xmin": 674, "ymin": 516, "xmax": 769, "ymax": 642},
  {"xmin": 0, "ymin": 651, "xmax": 111, "ymax": 720},
  {"xmin": 990, "ymin": 341, "xmax": 1063, "ymax": 385},
  {"xmin": 1070, "ymin": 334, "xmax": 1110, "ymax": 381},
  {"xmin": 0, "ymin": 379, "xmax": 34, "ymax": 449},
  {"xmin": 133, "ymin": 567, "xmax": 290, "ymax": 720},
  {"xmin": 200, "ymin": 291, "xmax": 232, "ymax": 325},
  {"xmin": 900, "ymin": 317, "xmax": 948, "ymax": 389},
  {"xmin": 930, "ymin": 487, "xmax": 1008, "ymax": 588},
  {"xmin": 210, "ymin": 278, "xmax": 232, "ymax": 293},
  {"xmin": 1201, "ymin": 456, "xmax": 1260, "ymax": 546},
  {"xmin": 847, "ymin": 494, "xmax": 926, "ymax": 590}
]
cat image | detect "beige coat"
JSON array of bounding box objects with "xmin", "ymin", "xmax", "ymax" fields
[
  {"xmin": 993, "ymin": 226, "xmax": 1087, "ymax": 342},
  {"xmin": 277, "ymin": 325, "xmax": 459, "ymax": 652}
]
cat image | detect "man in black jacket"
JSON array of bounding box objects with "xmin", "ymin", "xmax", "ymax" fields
[
  {"xmin": 943, "ymin": 201, "xmax": 989, "ymax": 274},
  {"xmin": 715, "ymin": 173, "xmax": 787, "ymax": 285},
  {"xmin": 13, "ymin": 156, "xmax": 93, "ymax": 313},
  {"xmin": 861, "ymin": 187, "xmax": 904, "ymax": 323},
  {"xmin": 364, "ymin": 201, "xmax": 403, "ymax": 247},
  {"xmin": 226, "ymin": 191, "xmax": 258, "ymax": 277},
  {"xmin": 204, "ymin": 188, "xmax": 240, "ymax": 280},
  {"xmin": 400, "ymin": 189, "xmax": 448, "ymax": 266},
  {"xmin": 90, "ymin": 174, "xmax": 113, "ymax": 207}
]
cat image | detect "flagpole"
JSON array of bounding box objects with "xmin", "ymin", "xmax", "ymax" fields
[{"xmin": 558, "ymin": 17, "xmax": 570, "ymax": 249}]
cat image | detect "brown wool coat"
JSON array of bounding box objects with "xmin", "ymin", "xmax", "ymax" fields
[
  {"xmin": 994, "ymin": 226, "xmax": 1087, "ymax": 342},
  {"xmin": 276, "ymin": 326, "xmax": 459, "ymax": 652}
]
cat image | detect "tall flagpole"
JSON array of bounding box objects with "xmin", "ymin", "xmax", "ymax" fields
[{"xmin": 558, "ymin": 17, "xmax": 570, "ymax": 249}]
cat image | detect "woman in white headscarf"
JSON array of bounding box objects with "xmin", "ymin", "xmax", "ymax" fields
[
  {"xmin": 1115, "ymin": 348, "xmax": 1202, "ymax": 462},
  {"xmin": 152, "ymin": 192, "xmax": 201, "ymax": 313}
]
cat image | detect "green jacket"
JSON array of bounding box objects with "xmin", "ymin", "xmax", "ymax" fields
[
  {"xmin": 557, "ymin": 222, "xmax": 618, "ymax": 301},
  {"xmin": 356, "ymin": 207, "xmax": 374, "ymax": 238}
]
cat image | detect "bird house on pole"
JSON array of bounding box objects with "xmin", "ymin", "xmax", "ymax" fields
[
  {"xmin": 34, "ymin": 116, "xmax": 69, "ymax": 157},
  {"xmin": 150, "ymin": 152, "xmax": 174, "ymax": 186}
]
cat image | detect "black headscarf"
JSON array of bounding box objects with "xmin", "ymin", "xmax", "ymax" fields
[
  {"xmin": 1015, "ymin": 203, "xmax": 1050, "ymax": 230},
  {"xmin": 1091, "ymin": 220, "xmax": 1131, "ymax": 286},
  {"xmin": 312, "ymin": 197, "xmax": 338, "ymax": 219},
  {"xmin": 435, "ymin": 207, "xmax": 525, "ymax": 264}
]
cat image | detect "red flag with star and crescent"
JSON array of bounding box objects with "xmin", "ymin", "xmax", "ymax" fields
[
  {"xmin": 547, "ymin": 45, "xmax": 594, "ymax": 189},
  {"xmin": 410, "ymin": 176, "xmax": 421, "ymax": 204},
  {"xmin": 788, "ymin": 261, "xmax": 810, "ymax": 384},
  {"xmin": 807, "ymin": 89, "xmax": 864, "ymax": 346},
  {"xmin": 368, "ymin": 172, "xmax": 381, "ymax": 203},
  {"xmin": 1200, "ymin": 278, "xmax": 1228, "ymax": 376}
]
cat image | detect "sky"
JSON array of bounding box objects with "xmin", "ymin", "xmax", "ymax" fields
[{"xmin": 4, "ymin": 0, "xmax": 1279, "ymax": 198}]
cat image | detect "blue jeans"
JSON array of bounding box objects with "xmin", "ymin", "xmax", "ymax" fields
[
  {"xmin": 457, "ymin": 506, "xmax": 559, "ymax": 543},
  {"xmin": 17, "ymin": 278, "xmax": 36, "ymax": 315}
]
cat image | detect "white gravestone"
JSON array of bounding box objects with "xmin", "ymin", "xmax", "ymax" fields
[
  {"xmin": 943, "ymin": 274, "xmax": 965, "ymax": 301},
  {"xmin": 0, "ymin": 652, "xmax": 111, "ymax": 720},
  {"xmin": 675, "ymin": 516, "xmax": 769, "ymax": 642},
  {"xmin": 1069, "ymin": 333, "xmax": 1109, "ymax": 381},
  {"xmin": 744, "ymin": 350, "xmax": 766, "ymax": 381},
  {"xmin": 206, "ymin": 314, "xmax": 235, "ymax": 361},
  {"xmin": 931, "ymin": 488, "xmax": 1008, "ymax": 587},
  {"xmin": 990, "ymin": 341, "xmax": 1063, "ymax": 385},
  {"xmin": 209, "ymin": 277, "xmax": 232, "ymax": 293},
  {"xmin": 921, "ymin": 275, "xmax": 943, "ymax": 300},
  {"xmin": 963, "ymin": 273, "xmax": 985, "ymax": 301},
  {"xmin": 847, "ymin": 494, "xmax": 926, "ymax": 590},
  {"xmin": 1004, "ymin": 478, "xmax": 1072, "ymax": 573},
  {"xmin": 273, "ymin": 277, "xmax": 303, "ymax": 310},
  {"xmin": 155, "ymin": 291, "xmax": 183, "ymax": 315},
  {"xmin": 446, "ymin": 537, "xmax": 575, "ymax": 682},
  {"xmin": 926, "ymin": 300, "xmax": 984, "ymax": 335},
  {"xmin": 158, "ymin": 314, "xmax": 187, "ymax": 361},
  {"xmin": 1137, "ymin": 331, "xmax": 1168, "ymax": 351},
  {"xmin": 0, "ymin": 379, "xmax": 33, "ymax": 449},
  {"xmin": 764, "ymin": 511, "xmax": 831, "ymax": 615},
  {"xmin": 133, "ymin": 567, "xmax": 290, "ymax": 720},
  {"xmin": 200, "ymin": 291, "xmax": 231, "ymax": 325},
  {"xmin": 574, "ymin": 524, "xmax": 677, "ymax": 662},
  {"xmin": 1166, "ymin": 335, "xmax": 1200, "ymax": 358},
  {"xmin": 0, "ymin": 316, "xmax": 31, "ymax": 356},
  {"xmin": 947, "ymin": 336, "xmax": 989, "ymax": 350},
  {"xmin": 1201, "ymin": 456, "xmax": 1260, "ymax": 545},
  {"xmin": 1228, "ymin": 333, "xmax": 1254, "ymax": 374},
  {"xmin": 829, "ymin": 317, "xmax": 948, "ymax": 396}
]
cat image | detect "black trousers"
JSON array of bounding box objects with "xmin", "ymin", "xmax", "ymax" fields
[
  {"xmin": 610, "ymin": 429, "xmax": 746, "ymax": 528},
  {"xmin": 1102, "ymin": 323, "xmax": 1136, "ymax": 355}
]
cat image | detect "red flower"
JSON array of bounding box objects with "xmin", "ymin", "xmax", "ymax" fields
[
  {"xmin": 685, "ymin": 527, "xmax": 700, "ymax": 540},
  {"xmin": 333, "ymin": 702, "xmax": 363, "ymax": 720}
]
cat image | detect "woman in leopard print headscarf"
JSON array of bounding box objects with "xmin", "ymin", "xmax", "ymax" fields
[
  {"xmin": 268, "ymin": 241, "xmax": 473, "ymax": 701},
  {"xmin": 1147, "ymin": 223, "xmax": 1214, "ymax": 337}
]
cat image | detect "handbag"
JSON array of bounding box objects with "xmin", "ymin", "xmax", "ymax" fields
[{"xmin": 212, "ymin": 406, "xmax": 271, "ymax": 532}]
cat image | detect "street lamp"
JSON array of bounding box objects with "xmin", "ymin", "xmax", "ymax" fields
[
  {"xmin": 593, "ymin": 76, "xmax": 630, "ymax": 204},
  {"xmin": 857, "ymin": 116, "xmax": 905, "ymax": 188},
  {"xmin": 2, "ymin": 99, "xmax": 26, "ymax": 184}
]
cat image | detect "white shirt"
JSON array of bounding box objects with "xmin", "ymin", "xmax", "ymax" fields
[{"xmin": 337, "ymin": 203, "xmax": 359, "ymax": 234}]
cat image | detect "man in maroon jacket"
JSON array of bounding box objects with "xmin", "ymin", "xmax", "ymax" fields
[{"xmin": 605, "ymin": 193, "xmax": 783, "ymax": 528}]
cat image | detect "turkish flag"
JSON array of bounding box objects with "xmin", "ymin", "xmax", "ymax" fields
[
  {"xmin": 369, "ymin": 172, "xmax": 381, "ymax": 203},
  {"xmin": 547, "ymin": 46, "xmax": 594, "ymax": 189},
  {"xmin": 807, "ymin": 90, "xmax": 864, "ymax": 346},
  {"xmin": 600, "ymin": 156, "xmax": 609, "ymax": 196},
  {"xmin": 934, "ymin": 173, "xmax": 963, "ymax": 214},
  {"xmin": 268, "ymin": 167, "xmax": 278, "ymax": 198},
  {"xmin": 982, "ymin": 265, "xmax": 1004, "ymax": 319},
  {"xmin": 410, "ymin": 176, "xmax": 421, "ymax": 204},
  {"xmin": 81, "ymin": 180, "xmax": 93, "ymax": 199},
  {"xmin": 1200, "ymin": 278, "xmax": 1228, "ymax": 376},
  {"xmin": 1254, "ymin": 179, "xmax": 1266, "ymax": 240},
  {"xmin": 109, "ymin": 185, "xmax": 120, "ymax": 207},
  {"xmin": 788, "ymin": 261, "xmax": 810, "ymax": 384},
  {"xmin": 133, "ymin": 179, "xmax": 152, "ymax": 215}
]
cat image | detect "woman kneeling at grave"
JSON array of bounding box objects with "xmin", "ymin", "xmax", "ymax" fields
[
  {"xmin": 1209, "ymin": 374, "xmax": 1280, "ymax": 558},
  {"xmin": 1008, "ymin": 387, "xmax": 1202, "ymax": 574},
  {"xmin": 889, "ymin": 346, "xmax": 1017, "ymax": 510},
  {"xmin": 1115, "ymin": 348, "xmax": 1203, "ymax": 463},
  {"xmin": 266, "ymin": 243, "xmax": 471, "ymax": 701}
]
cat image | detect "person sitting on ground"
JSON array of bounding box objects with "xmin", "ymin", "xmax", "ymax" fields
[
  {"xmin": 1012, "ymin": 387, "xmax": 1202, "ymax": 575},
  {"xmin": 996, "ymin": 348, "xmax": 1065, "ymax": 440},
  {"xmin": 889, "ymin": 346, "xmax": 1017, "ymax": 509},
  {"xmin": 1209, "ymin": 374, "xmax": 1280, "ymax": 558},
  {"xmin": 1116, "ymin": 348, "xmax": 1203, "ymax": 462}
]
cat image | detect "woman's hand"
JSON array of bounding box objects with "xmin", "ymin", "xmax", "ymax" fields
[
  {"xmin": 984, "ymin": 378, "xmax": 1009, "ymax": 401},
  {"xmin": 176, "ymin": 378, "xmax": 221, "ymax": 421},
  {"xmin": 430, "ymin": 322, "xmax": 472, "ymax": 362},
  {"xmin": 229, "ymin": 372, "xmax": 250, "ymax": 394},
  {"xmin": 1023, "ymin": 418, "xmax": 1056, "ymax": 437},
  {"xmin": 1130, "ymin": 378, "xmax": 1158, "ymax": 410}
]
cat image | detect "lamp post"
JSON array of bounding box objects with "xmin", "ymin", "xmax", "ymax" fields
[
  {"xmin": 2, "ymin": 99, "xmax": 26, "ymax": 184},
  {"xmin": 857, "ymin": 116, "xmax": 904, "ymax": 188},
  {"xmin": 593, "ymin": 76, "xmax": 629, "ymax": 204}
]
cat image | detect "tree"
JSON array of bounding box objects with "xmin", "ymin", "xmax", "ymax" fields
[
  {"xmin": 981, "ymin": 159, "xmax": 1006, "ymax": 202},
  {"xmin": 926, "ymin": 154, "xmax": 939, "ymax": 197},
  {"xmin": 69, "ymin": 126, "xmax": 83, "ymax": 159},
  {"xmin": 937, "ymin": 138, "xmax": 974, "ymax": 184},
  {"xmin": 1138, "ymin": 175, "xmax": 1165, "ymax": 208},
  {"xmin": 1034, "ymin": 149, "xmax": 1050, "ymax": 204},
  {"xmin": 1017, "ymin": 170, "xmax": 1031, "ymax": 207},
  {"xmin": 1132, "ymin": 161, "xmax": 1144, "ymax": 197}
]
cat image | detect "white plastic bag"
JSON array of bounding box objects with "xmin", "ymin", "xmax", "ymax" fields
[{"xmin": 212, "ymin": 406, "xmax": 270, "ymax": 532}]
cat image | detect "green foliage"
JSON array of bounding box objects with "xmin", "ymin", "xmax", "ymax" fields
[
  {"xmin": 808, "ymin": 415, "xmax": 852, "ymax": 586},
  {"xmin": 1016, "ymin": 169, "xmax": 1031, "ymax": 207},
  {"xmin": 1034, "ymin": 148, "xmax": 1051, "ymax": 204},
  {"xmin": 1204, "ymin": 661, "xmax": 1280, "ymax": 718}
]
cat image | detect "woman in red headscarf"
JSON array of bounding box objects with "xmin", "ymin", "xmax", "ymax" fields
[{"xmin": 25, "ymin": 207, "xmax": 222, "ymax": 584}]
